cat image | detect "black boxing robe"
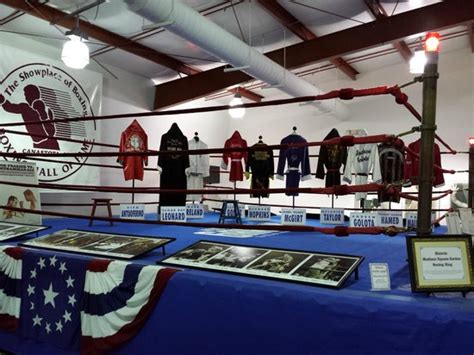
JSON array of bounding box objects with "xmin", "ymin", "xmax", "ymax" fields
[
  {"xmin": 158, "ymin": 123, "xmax": 189, "ymax": 211},
  {"xmin": 316, "ymin": 128, "xmax": 347, "ymax": 187},
  {"xmin": 245, "ymin": 142, "xmax": 274, "ymax": 198}
]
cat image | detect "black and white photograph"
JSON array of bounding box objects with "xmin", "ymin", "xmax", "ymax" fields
[
  {"xmin": 169, "ymin": 242, "xmax": 230, "ymax": 263},
  {"xmin": 160, "ymin": 241, "xmax": 364, "ymax": 289},
  {"xmin": 292, "ymin": 254, "xmax": 361, "ymax": 286},
  {"xmin": 0, "ymin": 221, "xmax": 48, "ymax": 242},
  {"xmin": 205, "ymin": 246, "xmax": 267, "ymax": 269},
  {"xmin": 246, "ymin": 251, "xmax": 310, "ymax": 274},
  {"xmin": 21, "ymin": 229, "xmax": 174, "ymax": 259}
]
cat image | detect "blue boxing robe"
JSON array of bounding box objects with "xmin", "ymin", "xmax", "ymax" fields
[{"xmin": 276, "ymin": 133, "xmax": 312, "ymax": 196}]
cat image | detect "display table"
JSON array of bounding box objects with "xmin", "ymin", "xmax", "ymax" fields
[{"xmin": 1, "ymin": 214, "xmax": 473, "ymax": 355}]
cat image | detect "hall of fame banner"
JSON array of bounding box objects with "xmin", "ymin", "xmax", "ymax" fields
[
  {"xmin": 0, "ymin": 34, "xmax": 102, "ymax": 186},
  {"xmin": 0, "ymin": 161, "xmax": 42, "ymax": 225}
]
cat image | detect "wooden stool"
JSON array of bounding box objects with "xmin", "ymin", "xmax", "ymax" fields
[
  {"xmin": 218, "ymin": 200, "xmax": 242, "ymax": 224},
  {"xmin": 89, "ymin": 198, "xmax": 113, "ymax": 226}
]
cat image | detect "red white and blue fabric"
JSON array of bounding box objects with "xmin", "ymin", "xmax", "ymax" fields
[
  {"xmin": 81, "ymin": 259, "xmax": 178, "ymax": 354},
  {"xmin": 0, "ymin": 246, "xmax": 23, "ymax": 332},
  {"xmin": 0, "ymin": 246, "xmax": 178, "ymax": 353}
]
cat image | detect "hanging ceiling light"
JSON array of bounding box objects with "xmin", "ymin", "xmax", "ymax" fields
[
  {"xmin": 228, "ymin": 93, "xmax": 245, "ymax": 119},
  {"xmin": 61, "ymin": 28, "xmax": 89, "ymax": 69}
]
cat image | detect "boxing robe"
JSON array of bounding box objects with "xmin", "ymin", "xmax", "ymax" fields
[
  {"xmin": 187, "ymin": 138, "xmax": 210, "ymax": 201},
  {"xmin": 404, "ymin": 138, "xmax": 444, "ymax": 187},
  {"xmin": 316, "ymin": 128, "xmax": 347, "ymax": 187},
  {"xmin": 276, "ymin": 133, "xmax": 311, "ymax": 196},
  {"xmin": 378, "ymin": 142, "xmax": 405, "ymax": 202},
  {"xmin": 343, "ymin": 143, "xmax": 382, "ymax": 200},
  {"xmin": 117, "ymin": 120, "xmax": 148, "ymax": 181},
  {"xmin": 221, "ymin": 131, "xmax": 248, "ymax": 182},
  {"xmin": 158, "ymin": 123, "xmax": 189, "ymax": 211},
  {"xmin": 245, "ymin": 142, "xmax": 274, "ymax": 198}
]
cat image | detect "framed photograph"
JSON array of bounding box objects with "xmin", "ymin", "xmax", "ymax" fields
[
  {"xmin": 406, "ymin": 235, "xmax": 474, "ymax": 293},
  {"xmin": 21, "ymin": 229, "xmax": 174, "ymax": 259},
  {"xmin": 0, "ymin": 221, "xmax": 48, "ymax": 242},
  {"xmin": 160, "ymin": 240, "xmax": 364, "ymax": 289}
]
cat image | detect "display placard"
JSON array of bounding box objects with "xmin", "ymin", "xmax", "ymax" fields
[
  {"xmin": 369, "ymin": 263, "xmax": 391, "ymax": 291},
  {"xmin": 160, "ymin": 240, "xmax": 364, "ymax": 289},
  {"xmin": 120, "ymin": 204, "xmax": 145, "ymax": 220},
  {"xmin": 281, "ymin": 208, "xmax": 306, "ymax": 226},
  {"xmin": 0, "ymin": 161, "xmax": 42, "ymax": 225},
  {"xmin": 320, "ymin": 208, "xmax": 345, "ymax": 225},
  {"xmin": 376, "ymin": 211, "xmax": 403, "ymax": 228},
  {"xmin": 160, "ymin": 206, "xmax": 187, "ymax": 222},
  {"xmin": 349, "ymin": 212, "xmax": 376, "ymax": 227},
  {"xmin": 186, "ymin": 204, "xmax": 204, "ymax": 219},
  {"xmin": 225, "ymin": 203, "xmax": 245, "ymax": 218},
  {"xmin": 405, "ymin": 212, "xmax": 437, "ymax": 229},
  {"xmin": 248, "ymin": 206, "xmax": 271, "ymax": 221},
  {"xmin": 406, "ymin": 235, "xmax": 474, "ymax": 293},
  {"xmin": 21, "ymin": 229, "xmax": 174, "ymax": 259}
]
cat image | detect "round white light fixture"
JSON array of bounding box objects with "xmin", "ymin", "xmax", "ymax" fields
[
  {"xmin": 61, "ymin": 34, "xmax": 90, "ymax": 69},
  {"xmin": 228, "ymin": 93, "xmax": 245, "ymax": 119},
  {"xmin": 409, "ymin": 48, "xmax": 427, "ymax": 74}
]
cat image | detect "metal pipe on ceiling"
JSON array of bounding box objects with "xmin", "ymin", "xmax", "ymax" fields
[{"xmin": 124, "ymin": 0, "xmax": 349, "ymax": 119}]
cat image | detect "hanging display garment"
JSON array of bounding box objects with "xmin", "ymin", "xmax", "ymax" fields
[
  {"xmin": 276, "ymin": 133, "xmax": 311, "ymax": 196},
  {"xmin": 245, "ymin": 140, "xmax": 274, "ymax": 198},
  {"xmin": 117, "ymin": 119, "xmax": 148, "ymax": 181},
  {"xmin": 343, "ymin": 140, "xmax": 382, "ymax": 201},
  {"xmin": 187, "ymin": 137, "xmax": 210, "ymax": 201},
  {"xmin": 404, "ymin": 138, "xmax": 445, "ymax": 187},
  {"xmin": 315, "ymin": 128, "xmax": 347, "ymax": 187},
  {"xmin": 378, "ymin": 141, "xmax": 405, "ymax": 202},
  {"xmin": 221, "ymin": 131, "xmax": 248, "ymax": 182},
  {"xmin": 158, "ymin": 123, "xmax": 189, "ymax": 210}
]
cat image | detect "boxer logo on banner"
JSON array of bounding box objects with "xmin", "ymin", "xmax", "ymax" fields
[{"xmin": 0, "ymin": 61, "xmax": 101, "ymax": 185}]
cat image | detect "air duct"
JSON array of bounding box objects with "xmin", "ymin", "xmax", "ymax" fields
[{"xmin": 124, "ymin": 0, "xmax": 349, "ymax": 119}]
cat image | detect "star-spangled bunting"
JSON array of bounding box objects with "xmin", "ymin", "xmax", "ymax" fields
[
  {"xmin": 1, "ymin": 246, "xmax": 180, "ymax": 353},
  {"xmin": 19, "ymin": 249, "xmax": 88, "ymax": 350}
]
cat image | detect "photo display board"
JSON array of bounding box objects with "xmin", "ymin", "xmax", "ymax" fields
[
  {"xmin": 21, "ymin": 229, "xmax": 174, "ymax": 259},
  {"xmin": 406, "ymin": 235, "xmax": 474, "ymax": 293},
  {"xmin": 0, "ymin": 221, "xmax": 48, "ymax": 242},
  {"xmin": 160, "ymin": 241, "xmax": 364, "ymax": 289}
]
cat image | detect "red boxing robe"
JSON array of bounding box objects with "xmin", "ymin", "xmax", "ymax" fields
[
  {"xmin": 117, "ymin": 120, "xmax": 148, "ymax": 181},
  {"xmin": 404, "ymin": 138, "xmax": 445, "ymax": 187},
  {"xmin": 221, "ymin": 131, "xmax": 248, "ymax": 182}
]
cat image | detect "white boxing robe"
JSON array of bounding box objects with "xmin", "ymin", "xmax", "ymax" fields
[
  {"xmin": 187, "ymin": 138, "xmax": 210, "ymax": 201},
  {"xmin": 343, "ymin": 143, "xmax": 382, "ymax": 200}
]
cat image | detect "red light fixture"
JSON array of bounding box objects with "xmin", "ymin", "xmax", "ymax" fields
[{"xmin": 424, "ymin": 32, "xmax": 440, "ymax": 52}]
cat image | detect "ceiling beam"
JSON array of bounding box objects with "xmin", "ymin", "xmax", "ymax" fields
[
  {"xmin": 257, "ymin": 0, "xmax": 358, "ymax": 80},
  {"xmin": 364, "ymin": 0, "xmax": 413, "ymax": 62},
  {"xmin": 0, "ymin": 0, "xmax": 262, "ymax": 103},
  {"xmin": 468, "ymin": 22, "xmax": 474, "ymax": 53},
  {"xmin": 153, "ymin": 0, "xmax": 474, "ymax": 110}
]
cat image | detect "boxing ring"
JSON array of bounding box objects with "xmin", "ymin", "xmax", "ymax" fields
[{"xmin": 0, "ymin": 83, "xmax": 472, "ymax": 355}]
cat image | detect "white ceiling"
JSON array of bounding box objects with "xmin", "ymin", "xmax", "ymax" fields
[{"xmin": 0, "ymin": 0, "xmax": 470, "ymax": 101}]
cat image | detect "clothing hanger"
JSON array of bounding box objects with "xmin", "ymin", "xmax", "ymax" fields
[
  {"xmin": 291, "ymin": 126, "xmax": 297, "ymax": 135},
  {"xmin": 194, "ymin": 132, "xmax": 199, "ymax": 142},
  {"xmin": 258, "ymin": 135, "xmax": 263, "ymax": 144}
]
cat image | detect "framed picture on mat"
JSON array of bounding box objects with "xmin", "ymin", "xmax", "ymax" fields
[
  {"xmin": 159, "ymin": 240, "xmax": 364, "ymax": 289},
  {"xmin": 21, "ymin": 229, "xmax": 174, "ymax": 259},
  {"xmin": 0, "ymin": 221, "xmax": 48, "ymax": 241},
  {"xmin": 406, "ymin": 235, "xmax": 474, "ymax": 293}
]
